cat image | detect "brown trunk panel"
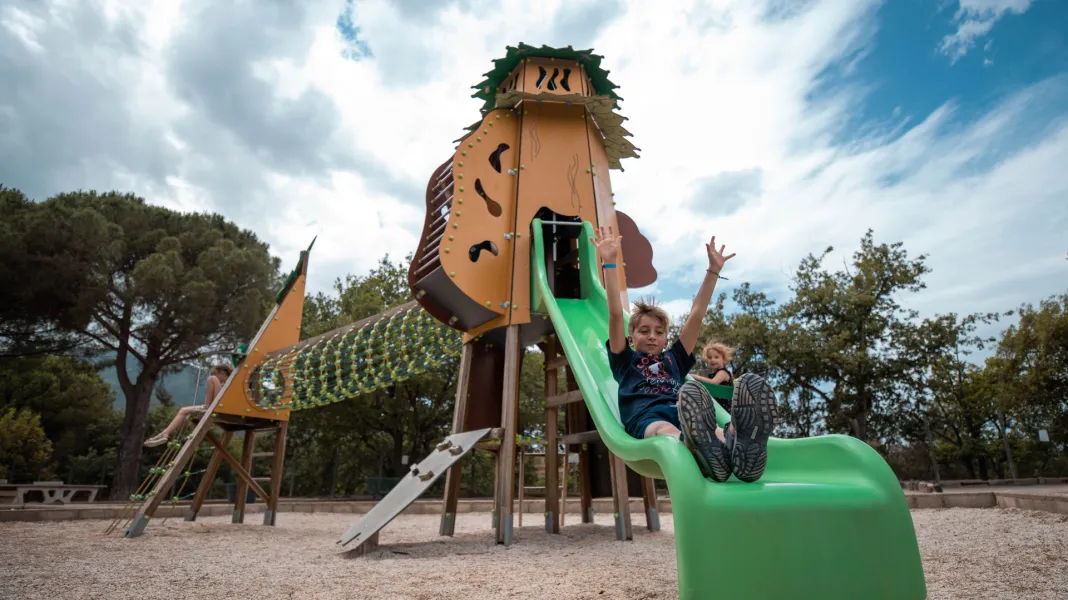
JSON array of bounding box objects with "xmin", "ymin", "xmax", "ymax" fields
[{"xmin": 508, "ymin": 101, "xmax": 600, "ymax": 327}]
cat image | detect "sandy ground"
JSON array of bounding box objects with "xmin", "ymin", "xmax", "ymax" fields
[{"xmin": 1, "ymin": 508, "xmax": 1066, "ymax": 599}]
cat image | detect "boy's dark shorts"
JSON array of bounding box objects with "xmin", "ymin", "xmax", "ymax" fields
[{"xmin": 626, "ymin": 402, "xmax": 681, "ymax": 439}]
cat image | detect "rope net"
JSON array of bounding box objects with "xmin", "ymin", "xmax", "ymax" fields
[
  {"xmin": 248, "ymin": 303, "xmax": 462, "ymax": 412},
  {"xmin": 103, "ymin": 419, "xmax": 212, "ymax": 536},
  {"xmin": 107, "ymin": 304, "xmax": 460, "ymax": 536}
]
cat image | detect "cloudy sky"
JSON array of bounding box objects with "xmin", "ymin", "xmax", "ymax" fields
[{"xmin": 2, "ymin": 0, "xmax": 1066, "ymax": 351}]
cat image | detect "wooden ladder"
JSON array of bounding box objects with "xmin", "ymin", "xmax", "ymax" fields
[{"xmin": 541, "ymin": 335, "xmax": 660, "ymax": 540}]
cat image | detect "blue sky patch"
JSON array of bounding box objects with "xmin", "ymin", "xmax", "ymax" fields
[
  {"xmin": 814, "ymin": 0, "xmax": 1067, "ymax": 150},
  {"xmin": 337, "ymin": 0, "xmax": 373, "ymax": 61}
]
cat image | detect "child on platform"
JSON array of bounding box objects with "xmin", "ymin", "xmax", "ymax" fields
[
  {"xmin": 144, "ymin": 363, "xmax": 233, "ymax": 447},
  {"xmin": 592, "ymin": 226, "xmax": 778, "ymax": 483}
]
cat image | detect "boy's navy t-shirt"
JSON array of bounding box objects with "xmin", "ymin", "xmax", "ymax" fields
[{"xmin": 606, "ymin": 338, "xmax": 696, "ymax": 435}]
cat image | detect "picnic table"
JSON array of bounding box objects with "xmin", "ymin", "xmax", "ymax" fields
[{"xmin": 0, "ymin": 481, "xmax": 107, "ymax": 507}]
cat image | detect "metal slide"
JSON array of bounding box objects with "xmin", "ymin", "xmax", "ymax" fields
[
  {"xmin": 337, "ymin": 428, "xmax": 494, "ymax": 550},
  {"xmin": 528, "ymin": 218, "xmax": 927, "ymax": 600}
]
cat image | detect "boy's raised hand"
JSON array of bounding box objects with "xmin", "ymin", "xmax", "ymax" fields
[
  {"xmin": 706, "ymin": 235, "xmax": 736, "ymax": 273},
  {"xmin": 590, "ymin": 225, "xmax": 622, "ymax": 263}
]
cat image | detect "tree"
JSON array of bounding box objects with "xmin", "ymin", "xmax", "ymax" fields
[
  {"xmin": 898, "ymin": 313, "xmax": 1002, "ymax": 479},
  {"xmin": 0, "ymin": 407, "xmax": 54, "ymax": 482},
  {"xmin": 776, "ymin": 230, "xmax": 930, "ymax": 442},
  {"xmin": 1, "ymin": 189, "xmax": 280, "ymax": 497},
  {"xmin": 0, "ymin": 186, "xmax": 113, "ymax": 357},
  {"xmin": 0, "ymin": 355, "xmax": 120, "ymax": 478},
  {"xmin": 987, "ymin": 292, "xmax": 1068, "ymax": 475}
]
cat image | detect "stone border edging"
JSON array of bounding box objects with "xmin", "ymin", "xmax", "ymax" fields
[
  {"xmin": 905, "ymin": 490, "xmax": 1068, "ymax": 515},
  {"xmin": 0, "ymin": 496, "xmax": 663, "ymax": 523},
  {"xmin": 3, "ymin": 489, "xmax": 1066, "ymax": 524}
]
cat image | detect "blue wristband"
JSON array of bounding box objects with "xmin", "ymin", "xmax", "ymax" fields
[{"xmin": 602, "ymin": 263, "xmax": 616, "ymax": 269}]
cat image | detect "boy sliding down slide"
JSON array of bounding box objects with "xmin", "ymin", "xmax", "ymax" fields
[{"xmin": 592, "ymin": 226, "xmax": 778, "ymax": 483}]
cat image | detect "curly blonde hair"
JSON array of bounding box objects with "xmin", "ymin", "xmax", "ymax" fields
[
  {"xmin": 629, "ymin": 298, "xmax": 670, "ymax": 335},
  {"xmin": 702, "ymin": 341, "xmax": 736, "ymax": 366}
]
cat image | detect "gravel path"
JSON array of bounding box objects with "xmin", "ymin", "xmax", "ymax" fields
[{"xmin": 1, "ymin": 508, "xmax": 1066, "ymax": 599}]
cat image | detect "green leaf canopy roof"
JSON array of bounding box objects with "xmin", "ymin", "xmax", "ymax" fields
[{"xmin": 471, "ymin": 43, "xmax": 623, "ymax": 113}]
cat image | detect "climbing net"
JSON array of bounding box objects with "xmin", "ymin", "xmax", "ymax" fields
[
  {"xmin": 247, "ymin": 303, "xmax": 462, "ymax": 411},
  {"xmin": 103, "ymin": 419, "xmax": 211, "ymax": 536}
]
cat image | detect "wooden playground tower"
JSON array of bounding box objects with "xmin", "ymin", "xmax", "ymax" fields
[
  {"xmin": 404, "ymin": 42, "xmax": 657, "ymax": 548},
  {"xmin": 117, "ymin": 43, "xmax": 658, "ymax": 547}
]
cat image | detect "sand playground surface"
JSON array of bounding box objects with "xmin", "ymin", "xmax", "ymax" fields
[{"xmin": 2, "ymin": 508, "xmax": 1067, "ymax": 599}]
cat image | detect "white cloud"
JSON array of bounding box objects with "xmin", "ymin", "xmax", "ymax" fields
[
  {"xmin": 1, "ymin": 5, "xmax": 45, "ymax": 53},
  {"xmin": 939, "ymin": 0, "xmax": 1032, "ymax": 63},
  {"xmin": 660, "ymin": 299, "xmax": 697, "ymax": 324},
  {"xmin": 3, "ymin": 0, "xmax": 1066, "ymax": 355}
]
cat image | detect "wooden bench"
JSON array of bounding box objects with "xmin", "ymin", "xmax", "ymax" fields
[{"xmin": 0, "ymin": 481, "xmax": 107, "ymax": 506}]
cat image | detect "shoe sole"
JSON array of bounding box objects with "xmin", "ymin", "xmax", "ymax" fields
[
  {"xmin": 729, "ymin": 374, "xmax": 778, "ymax": 483},
  {"xmin": 677, "ymin": 383, "xmax": 732, "ymax": 482}
]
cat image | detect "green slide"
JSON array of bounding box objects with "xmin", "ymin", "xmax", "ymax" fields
[{"xmin": 529, "ymin": 219, "xmax": 926, "ymax": 600}]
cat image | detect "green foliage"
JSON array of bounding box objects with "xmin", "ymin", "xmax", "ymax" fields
[
  {"xmin": 692, "ymin": 228, "xmax": 1066, "ymax": 480},
  {"xmin": 775, "ymin": 230, "xmax": 930, "ymax": 441},
  {"xmin": 894, "ymin": 312, "xmax": 1003, "ymax": 479},
  {"xmin": 0, "ymin": 185, "xmax": 114, "ymax": 356},
  {"xmin": 0, "ymin": 186, "xmax": 282, "ymax": 497},
  {"xmin": 985, "ymin": 293, "xmax": 1068, "ymax": 476},
  {"xmin": 471, "ymin": 43, "xmax": 624, "ymax": 114},
  {"xmin": 696, "ymin": 231, "xmax": 932, "ymax": 442},
  {"xmin": 0, "ymin": 355, "xmax": 121, "ymax": 480},
  {"xmin": 0, "ymin": 407, "xmax": 54, "ymax": 482},
  {"xmin": 518, "ymin": 350, "xmax": 547, "ymax": 437}
]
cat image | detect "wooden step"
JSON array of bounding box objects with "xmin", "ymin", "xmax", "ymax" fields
[
  {"xmin": 546, "ymin": 354, "xmax": 569, "ymax": 369},
  {"xmin": 560, "ymin": 430, "xmax": 600, "ymax": 446},
  {"xmin": 545, "ymin": 390, "xmax": 583, "ymax": 408}
]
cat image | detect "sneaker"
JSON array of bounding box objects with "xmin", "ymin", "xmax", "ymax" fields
[
  {"xmin": 144, "ymin": 433, "xmax": 168, "ymax": 448},
  {"xmin": 728, "ymin": 373, "xmax": 779, "ymax": 482},
  {"xmin": 677, "ymin": 381, "xmax": 732, "ymax": 482}
]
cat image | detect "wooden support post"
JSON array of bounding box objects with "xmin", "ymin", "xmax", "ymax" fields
[
  {"xmin": 495, "ymin": 325, "xmax": 521, "ymax": 545},
  {"xmin": 264, "ymin": 421, "xmax": 288, "ymax": 526},
  {"xmin": 518, "ymin": 444, "xmax": 525, "ymax": 527},
  {"xmin": 185, "ymin": 430, "xmax": 234, "ymax": 522},
  {"xmin": 440, "ymin": 343, "xmax": 473, "ymax": 537},
  {"xmin": 492, "ymin": 451, "xmax": 500, "ymax": 533},
  {"xmin": 544, "ymin": 337, "xmax": 560, "ymax": 534},
  {"xmin": 233, "ymin": 430, "xmax": 256, "ymax": 523},
  {"xmin": 561, "ymin": 452, "xmax": 569, "ymax": 525},
  {"xmin": 609, "ymin": 454, "xmax": 633, "ymax": 541},
  {"xmin": 203, "ymin": 432, "xmax": 271, "ymax": 502},
  {"xmin": 579, "ymin": 448, "xmax": 593, "ymax": 522},
  {"xmin": 641, "ymin": 476, "xmax": 660, "ymax": 531}
]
